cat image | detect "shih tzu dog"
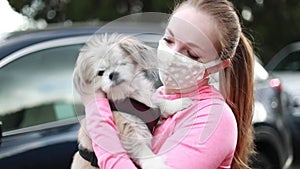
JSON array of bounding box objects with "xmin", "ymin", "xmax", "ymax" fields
[{"xmin": 71, "ymin": 33, "xmax": 192, "ymax": 169}]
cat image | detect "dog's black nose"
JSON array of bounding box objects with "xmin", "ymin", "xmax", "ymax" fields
[{"xmin": 109, "ymin": 72, "xmax": 119, "ymax": 81}]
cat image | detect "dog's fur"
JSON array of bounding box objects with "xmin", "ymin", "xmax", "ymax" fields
[{"xmin": 71, "ymin": 34, "xmax": 192, "ymax": 169}]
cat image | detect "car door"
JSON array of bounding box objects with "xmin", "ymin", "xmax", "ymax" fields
[{"xmin": 0, "ymin": 37, "xmax": 87, "ymax": 169}]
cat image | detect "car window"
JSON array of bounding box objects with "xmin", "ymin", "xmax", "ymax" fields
[
  {"xmin": 273, "ymin": 51, "xmax": 300, "ymax": 71},
  {"xmin": 0, "ymin": 44, "xmax": 84, "ymax": 132}
]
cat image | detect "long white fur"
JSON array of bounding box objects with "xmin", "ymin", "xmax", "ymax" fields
[{"xmin": 71, "ymin": 33, "xmax": 192, "ymax": 169}]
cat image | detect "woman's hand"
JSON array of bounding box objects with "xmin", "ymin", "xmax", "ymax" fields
[{"xmin": 80, "ymin": 84, "xmax": 106, "ymax": 106}]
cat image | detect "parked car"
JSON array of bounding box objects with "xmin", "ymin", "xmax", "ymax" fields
[
  {"xmin": 266, "ymin": 42, "xmax": 300, "ymax": 165},
  {"xmin": 250, "ymin": 59, "xmax": 293, "ymax": 169},
  {"xmin": 0, "ymin": 23, "xmax": 293, "ymax": 169}
]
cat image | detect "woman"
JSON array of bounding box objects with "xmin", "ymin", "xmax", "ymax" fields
[{"xmin": 81, "ymin": 0, "xmax": 254, "ymax": 168}]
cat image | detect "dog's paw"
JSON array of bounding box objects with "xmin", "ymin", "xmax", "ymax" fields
[
  {"xmin": 141, "ymin": 156, "xmax": 168, "ymax": 169},
  {"xmin": 160, "ymin": 98, "xmax": 193, "ymax": 117},
  {"xmin": 180, "ymin": 97, "xmax": 194, "ymax": 110}
]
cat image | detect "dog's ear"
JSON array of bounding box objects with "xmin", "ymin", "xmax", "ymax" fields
[
  {"xmin": 73, "ymin": 48, "xmax": 99, "ymax": 95},
  {"xmin": 119, "ymin": 37, "xmax": 157, "ymax": 70}
]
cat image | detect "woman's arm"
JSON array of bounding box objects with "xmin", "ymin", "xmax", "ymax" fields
[
  {"xmin": 152, "ymin": 102, "xmax": 237, "ymax": 169},
  {"xmin": 81, "ymin": 85, "xmax": 236, "ymax": 169},
  {"xmin": 85, "ymin": 99, "xmax": 138, "ymax": 169},
  {"xmin": 79, "ymin": 84, "xmax": 137, "ymax": 169},
  {"xmin": 86, "ymin": 99, "xmax": 237, "ymax": 169}
]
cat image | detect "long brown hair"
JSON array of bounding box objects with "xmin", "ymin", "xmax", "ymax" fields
[{"xmin": 174, "ymin": 0, "xmax": 255, "ymax": 168}]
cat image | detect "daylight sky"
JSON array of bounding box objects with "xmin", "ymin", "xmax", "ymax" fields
[
  {"xmin": 0, "ymin": 0, "xmax": 28, "ymax": 33},
  {"xmin": 0, "ymin": 0, "xmax": 47, "ymax": 35}
]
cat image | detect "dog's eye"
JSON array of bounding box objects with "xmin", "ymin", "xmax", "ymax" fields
[
  {"xmin": 97, "ymin": 70, "xmax": 105, "ymax": 76},
  {"xmin": 120, "ymin": 63, "xmax": 127, "ymax": 66}
]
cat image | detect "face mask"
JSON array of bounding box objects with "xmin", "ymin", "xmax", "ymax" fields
[{"xmin": 157, "ymin": 39, "xmax": 222, "ymax": 90}]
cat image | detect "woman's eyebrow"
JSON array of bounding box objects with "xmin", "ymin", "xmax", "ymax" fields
[
  {"xmin": 186, "ymin": 41, "xmax": 203, "ymax": 49},
  {"xmin": 166, "ymin": 28, "xmax": 174, "ymax": 37}
]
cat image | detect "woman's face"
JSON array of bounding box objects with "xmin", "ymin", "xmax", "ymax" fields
[{"xmin": 163, "ymin": 5, "xmax": 220, "ymax": 63}]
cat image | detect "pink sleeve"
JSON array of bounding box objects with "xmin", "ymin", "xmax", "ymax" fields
[
  {"xmin": 85, "ymin": 98, "xmax": 137, "ymax": 169},
  {"xmin": 153, "ymin": 103, "xmax": 237, "ymax": 169},
  {"xmin": 157, "ymin": 128, "xmax": 234, "ymax": 169}
]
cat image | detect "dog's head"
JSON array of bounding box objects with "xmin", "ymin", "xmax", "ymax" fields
[{"xmin": 73, "ymin": 33, "xmax": 157, "ymax": 96}]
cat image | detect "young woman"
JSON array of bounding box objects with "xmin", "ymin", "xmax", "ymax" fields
[{"xmin": 80, "ymin": 0, "xmax": 254, "ymax": 168}]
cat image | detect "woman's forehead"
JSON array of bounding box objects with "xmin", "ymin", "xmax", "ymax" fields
[{"xmin": 168, "ymin": 6, "xmax": 219, "ymax": 57}]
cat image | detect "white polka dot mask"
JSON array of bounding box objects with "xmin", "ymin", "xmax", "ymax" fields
[{"xmin": 157, "ymin": 39, "xmax": 222, "ymax": 90}]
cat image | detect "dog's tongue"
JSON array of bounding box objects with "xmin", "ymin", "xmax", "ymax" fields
[{"xmin": 109, "ymin": 98, "xmax": 160, "ymax": 133}]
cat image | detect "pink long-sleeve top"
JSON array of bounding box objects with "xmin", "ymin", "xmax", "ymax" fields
[{"xmin": 85, "ymin": 84, "xmax": 238, "ymax": 169}]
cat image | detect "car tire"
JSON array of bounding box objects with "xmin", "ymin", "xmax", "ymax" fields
[{"xmin": 250, "ymin": 151, "xmax": 278, "ymax": 169}]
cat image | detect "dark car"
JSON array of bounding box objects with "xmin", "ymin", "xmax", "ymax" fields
[
  {"xmin": 0, "ymin": 22, "xmax": 293, "ymax": 169},
  {"xmin": 250, "ymin": 59, "xmax": 293, "ymax": 169},
  {"xmin": 266, "ymin": 42, "xmax": 300, "ymax": 166}
]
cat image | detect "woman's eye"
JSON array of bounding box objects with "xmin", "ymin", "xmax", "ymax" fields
[
  {"xmin": 97, "ymin": 70, "xmax": 105, "ymax": 76},
  {"xmin": 187, "ymin": 51, "xmax": 199, "ymax": 60},
  {"xmin": 163, "ymin": 37, "xmax": 173, "ymax": 44}
]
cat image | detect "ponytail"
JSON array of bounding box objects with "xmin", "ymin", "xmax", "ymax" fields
[{"xmin": 225, "ymin": 32, "xmax": 255, "ymax": 169}]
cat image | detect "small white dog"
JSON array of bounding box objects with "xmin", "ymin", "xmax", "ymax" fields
[{"xmin": 71, "ymin": 33, "xmax": 192, "ymax": 169}]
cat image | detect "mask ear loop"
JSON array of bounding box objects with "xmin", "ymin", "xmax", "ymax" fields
[
  {"xmin": 203, "ymin": 59, "xmax": 231, "ymax": 77},
  {"xmin": 203, "ymin": 59, "xmax": 231, "ymax": 99}
]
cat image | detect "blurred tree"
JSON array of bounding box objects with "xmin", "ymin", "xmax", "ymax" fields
[
  {"xmin": 9, "ymin": 0, "xmax": 67, "ymax": 22},
  {"xmin": 7, "ymin": 0, "xmax": 300, "ymax": 64},
  {"xmin": 8, "ymin": 0, "xmax": 175, "ymax": 23},
  {"xmin": 231, "ymin": 0, "xmax": 300, "ymax": 64}
]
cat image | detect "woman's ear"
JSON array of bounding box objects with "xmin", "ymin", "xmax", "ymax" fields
[
  {"xmin": 222, "ymin": 59, "xmax": 231, "ymax": 69},
  {"xmin": 205, "ymin": 59, "xmax": 231, "ymax": 76}
]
